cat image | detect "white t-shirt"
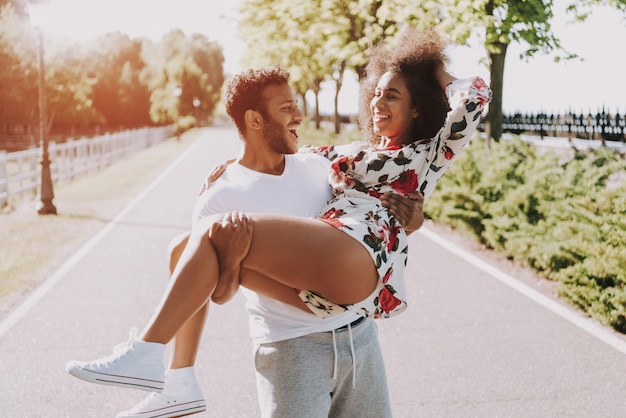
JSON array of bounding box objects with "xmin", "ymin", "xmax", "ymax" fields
[{"xmin": 192, "ymin": 152, "xmax": 360, "ymax": 344}]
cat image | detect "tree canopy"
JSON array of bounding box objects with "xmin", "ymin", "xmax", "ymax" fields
[
  {"xmin": 238, "ymin": 0, "xmax": 625, "ymax": 139},
  {"xmin": 0, "ymin": 1, "xmax": 225, "ymax": 141},
  {"xmin": 239, "ymin": 0, "xmax": 446, "ymax": 132}
]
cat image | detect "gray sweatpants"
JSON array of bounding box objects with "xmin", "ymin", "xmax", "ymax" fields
[{"xmin": 253, "ymin": 318, "xmax": 392, "ymax": 418}]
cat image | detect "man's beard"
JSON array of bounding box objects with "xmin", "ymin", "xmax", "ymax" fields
[{"xmin": 263, "ymin": 117, "xmax": 295, "ymax": 155}]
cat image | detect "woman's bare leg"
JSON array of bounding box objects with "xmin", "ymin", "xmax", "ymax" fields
[
  {"xmin": 167, "ymin": 232, "xmax": 208, "ymax": 369},
  {"xmin": 140, "ymin": 213, "xmax": 377, "ymax": 344},
  {"xmin": 240, "ymin": 215, "xmax": 378, "ymax": 304},
  {"xmin": 140, "ymin": 217, "xmax": 221, "ymax": 343}
]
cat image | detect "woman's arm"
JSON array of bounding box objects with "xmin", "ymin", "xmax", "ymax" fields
[
  {"xmin": 198, "ymin": 159, "xmax": 236, "ymax": 195},
  {"xmin": 435, "ymin": 67, "xmax": 457, "ymax": 91},
  {"xmin": 417, "ymin": 75, "xmax": 492, "ymax": 201}
]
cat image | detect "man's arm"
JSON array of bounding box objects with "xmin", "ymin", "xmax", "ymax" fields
[
  {"xmin": 208, "ymin": 211, "xmax": 253, "ymax": 304},
  {"xmin": 380, "ymin": 191, "xmax": 424, "ymax": 235}
]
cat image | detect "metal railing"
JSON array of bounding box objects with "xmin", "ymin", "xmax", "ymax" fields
[{"xmin": 482, "ymin": 110, "xmax": 626, "ymax": 143}]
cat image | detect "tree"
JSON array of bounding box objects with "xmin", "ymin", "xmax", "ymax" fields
[
  {"xmin": 239, "ymin": 0, "xmax": 329, "ymax": 126},
  {"xmin": 239, "ymin": 0, "xmax": 443, "ymax": 133},
  {"xmin": 0, "ymin": 2, "xmax": 38, "ymax": 134},
  {"xmin": 481, "ymin": 0, "xmax": 572, "ymax": 142},
  {"xmin": 86, "ymin": 32, "xmax": 151, "ymax": 130},
  {"xmin": 43, "ymin": 39, "xmax": 103, "ymax": 134},
  {"xmin": 443, "ymin": 0, "xmax": 626, "ymax": 142},
  {"xmin": 142, "ymin": 30, "xmax": 224, "ymax": 130}
]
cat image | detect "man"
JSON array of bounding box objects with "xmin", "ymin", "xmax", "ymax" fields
[{"xmin": 117, "ymin": 66, "xmax": 424, "ymax": 418}]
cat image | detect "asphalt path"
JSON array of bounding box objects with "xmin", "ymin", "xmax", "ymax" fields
[{"xmin": 1, "ymin": 126, "xmax": 625, "ymax": 417}]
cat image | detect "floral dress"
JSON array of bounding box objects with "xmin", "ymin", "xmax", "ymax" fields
[{"xmin": 296, "ymin": 77, "xmax": 492, "ymax": 320}]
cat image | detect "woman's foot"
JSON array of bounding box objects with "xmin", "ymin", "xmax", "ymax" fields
[
  {"xmin": 116, "ymin": 367, "xmax": 206, "ymax": 418},
  {"xmin": 65, "ymin": 329, "xmax": 165, "ymax": 392}
]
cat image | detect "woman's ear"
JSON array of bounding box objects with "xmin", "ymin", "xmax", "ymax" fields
[
  {"xmin": 412, "ymin": 108, "xmax": 419, "ymax": 119},
  {"xmin": 245, "ymin": 110, "xmax": 262, "ymax": 130}
]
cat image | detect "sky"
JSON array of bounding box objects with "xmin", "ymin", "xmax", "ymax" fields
[{"xmin": 38, "ymin": 0, "xmax": 626, "ymax": 115}]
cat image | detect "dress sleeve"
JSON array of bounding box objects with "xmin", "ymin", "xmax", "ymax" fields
[
  {"xmin": 418, "ymin": 77, "xmax": 492, "ymax": 199},
  {"xmin": 299, "ymin": 141, "xmax": 369, "ymax": 162},
  {"xmin": 299, "ymin": 144, "xmax": 340, "ymax": 161}
]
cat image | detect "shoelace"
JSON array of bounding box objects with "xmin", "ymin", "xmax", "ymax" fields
[
  {"xmin": 130, "ymin": 392, "xmax": 161, "ymax": 412},
  {"xmin": 89, "ymin": 328, "xmax": 138, "ymax": 368}
]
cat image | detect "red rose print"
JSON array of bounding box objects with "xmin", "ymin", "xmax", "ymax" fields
[
  {"xmin": 331, "ymin": 156, "xmax": 349, "ymax": 174},
  {"xmin": 386, "ymin": 225, "xmax": 401, "ymax": 252},
  {"xmin": 322, "ymin": 209, "xmax": 340, "ymax": 219},
  {"xmin": 368, "ymin": 189, "xmax": 381, "ymax": 199},
  {"xmin": 321, "ymin": 217, "xmax": 345, "ymax": 229},
  {"xmin": 472, "ymin": 77, "xmax": 485, "ymax": 89},
  {"xmin": 321, "ymin": 209, "xmax": 346, "ymax": 229},
  {"xmin": 378, "ymin": 286, "xmax": 402, "ymax": 313},
  {"xmin": 382, "ymin": 268, "xmax": 392, "ymax": 284},
  {"xmin": 389, "ymin": 170, "xmax": 418, "ymax": 196},
  {"xmin": 443, "ymin": 146, "xmax": 454, "ymax": 160}
]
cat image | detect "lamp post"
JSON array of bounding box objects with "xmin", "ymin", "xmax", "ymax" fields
[
  {"xmin": 29, "ymin": 0, "xmax": 57, "ymax": 215},
  {"xmin": 193, "ymin": 97, "xmax": 200, "ymax": 126},
  {"xmin": 173, "ymin": 86, "xmax": 182, "ymax": 141}
]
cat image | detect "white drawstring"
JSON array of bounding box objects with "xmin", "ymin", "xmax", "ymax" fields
[
  {"xmin": 331, "ymin": 329, "xmax": 338, "ymax": 380},
  {"xmin": 348, "ymin": 323, "xmax": 356, "ymax": 388},
  {"xmin": 331, "ymin": 322, "xmax": 357, "ymax": 388}
]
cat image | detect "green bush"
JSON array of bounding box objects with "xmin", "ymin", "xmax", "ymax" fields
[{"xmin": 426, "ymin": 137, "xmax": 626, "ymax": 333}]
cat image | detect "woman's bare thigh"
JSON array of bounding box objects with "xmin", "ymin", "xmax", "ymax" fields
[{"xmin": 240, "ymin": 214, "xmax": 378, "ymax": 306}]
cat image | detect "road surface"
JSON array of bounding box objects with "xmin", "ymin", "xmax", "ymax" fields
[{"xmin": 2, "ymin": 126, "xmax": 625, "ymax": 417}]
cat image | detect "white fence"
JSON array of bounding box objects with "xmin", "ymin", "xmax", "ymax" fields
[{"xmin": 0, "ymin": 126, "xmax": 173, "ymax": 208}]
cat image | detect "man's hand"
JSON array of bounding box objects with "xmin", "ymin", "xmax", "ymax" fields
[
  {"xmin": 380, "ymin": 191, "xmax": 424, "ymax": 235},
  {"xmin": 208, "ymin": 211, "xmax": 253, "ymax": 304},
  {"xmin": 198, "ymin": 159, "xmax": 236, "ymax": 196}
]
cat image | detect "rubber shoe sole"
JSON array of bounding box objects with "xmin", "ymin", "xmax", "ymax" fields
[
  {"xmin": 117, "ymin": 401, "xmax": 207, "ymax": 418},
  {"xmin": 66, "ymin": 361, "xmax": 165, "ymax": 392}
]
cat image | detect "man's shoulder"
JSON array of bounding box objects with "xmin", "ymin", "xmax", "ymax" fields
[
  {"xmin": 288, "ymin": 151, "xmax": 326, "ymax": 163},
  {"xmin": 287, "ymin": 152, "xmax": 330, "ymax": 172},
  {"xmin": 194, "ymin": 165, "xmax": 248, "ymax": 204}
]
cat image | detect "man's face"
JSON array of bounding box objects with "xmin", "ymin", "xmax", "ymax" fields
[{"xmin": 259, "ymin": 83, "xmax": 303, "ymax": 154}]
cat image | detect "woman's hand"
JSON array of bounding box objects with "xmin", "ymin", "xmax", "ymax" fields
[
  {"xmin": 198, "ymin": 159, "xmax": 236, "ymax": 195},
  {"xmin": 380, "ymin": 191, "xmax": 424, "ymax": 235}
]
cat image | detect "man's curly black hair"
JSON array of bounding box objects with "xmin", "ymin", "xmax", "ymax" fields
[
  {"xmin": 224, "ymin": 65, "xmax": 290, "ymax": 135},
  {"xmin": 358, "ymin": 29, "xmax": 450, "ymax": 144}
]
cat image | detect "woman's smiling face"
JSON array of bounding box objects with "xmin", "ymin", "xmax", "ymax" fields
[{"xmin": 370, "ymin": 71, "xmax": 418, "ymax": 147}]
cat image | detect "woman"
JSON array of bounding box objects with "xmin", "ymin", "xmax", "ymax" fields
[{"xmin": 66, "ymin": 29, "xmax": 491, "ymax": 392}]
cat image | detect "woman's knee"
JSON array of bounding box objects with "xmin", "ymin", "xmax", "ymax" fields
[
  {"xmin": 168, "ymin": 231, "xmax": 190, "ymax": 276},
  {"xmin": 168, "ymin": 232, "xmax": 190, "ymax": 259}
]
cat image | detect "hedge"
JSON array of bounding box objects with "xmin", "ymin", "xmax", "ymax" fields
[{"xmin": 426, "ymin": 137, "xmax": 626, "ymax": 333}]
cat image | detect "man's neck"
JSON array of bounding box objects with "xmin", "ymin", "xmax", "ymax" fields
[{"xmin": 238, "ymin": 152, "xmax": 286, "ymax": 176}]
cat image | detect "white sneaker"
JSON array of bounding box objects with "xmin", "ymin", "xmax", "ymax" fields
[
  {"xmin": 116, "ymin": 379, "xmax": 207, "ymax": 418},
  {"xmin": 65, "ymin": 329, "xmax": 165, "ymax": 392}
]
